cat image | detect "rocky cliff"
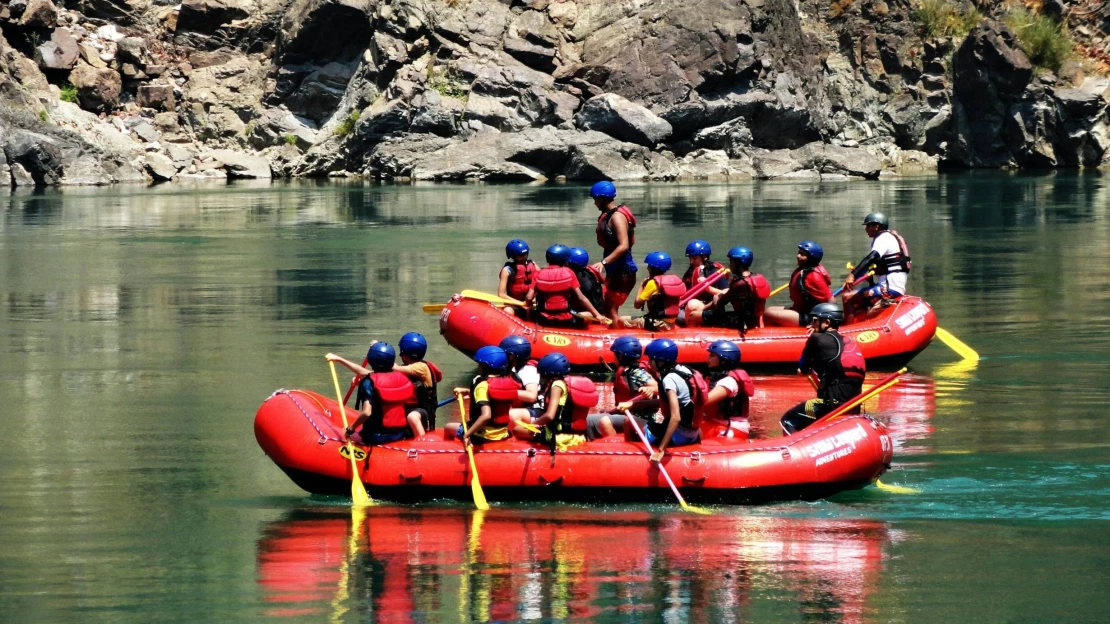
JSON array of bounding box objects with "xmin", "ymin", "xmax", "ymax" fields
[{"xmin": 1, "ymin": 0, "xmax": 1107, "ymax": 186}]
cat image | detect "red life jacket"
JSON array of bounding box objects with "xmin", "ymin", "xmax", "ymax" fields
[
  {"xmin": 595, "ymin": 205, "xmax": 637, "ymax": 251},
  {"xmin": 647, "ymin": 274, "xmax": 686, "ymax": 320},
  {"xmin": 875, "ymin": 230, "xmax": 912, "ymax": 275},
  {"xmin": 681, "ymin": 261, "xmax": 726, "ymax": 302},
  {"xmin": 613, "ymin": 365, "xmax": 636, "ymax": 404},
  {"xmin": 368, "ymin": 371, "xmax": 417, "ymax": 430},
  {"xmin": 726, "ymin": 272, "xmax": 771, "ymax": 328},
  {"xmin": 660, "ymin": 366, "xmax": 709, "ymax": 429},
  {"xmin": 485, "ymin": 375, "xmax": 524, "ymax": 425},
  {"xmin": 789, "ymin": 264, "xmax": 831, "ymax": 314},
  {"xmin": 554, "ymin": 376, "xmax": 600, "ymax": 433},
  {"xmin": 535, "ymin": 265, "xmax": 577, "ymax": 320},
  {"xmin": 703, "ymin": 369, "xmax": 754, "ymax": 421},
  {"xmin": 503, "ymin": 259, "xmax": 538, "ymax": 301},
  {"xmin": 413, "ymin": 361, "xmax": 443, "ymax": 421}
]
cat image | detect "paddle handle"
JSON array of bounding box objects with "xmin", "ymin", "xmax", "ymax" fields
[
  {"xmin": 625, "ymin": 411, "xmax": 690, "ymax": 506},
  {"xmin": 678, "ymin": 267, "xmax": 730, "ymax": 307},
  {"xmin": 832, "ymin": 271, "xmax": 876, "ymax": 297}
]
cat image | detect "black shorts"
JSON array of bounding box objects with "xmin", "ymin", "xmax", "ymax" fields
[{"xmin": 701, "ymin": 308, "xmax": 737, "ymax": 328}]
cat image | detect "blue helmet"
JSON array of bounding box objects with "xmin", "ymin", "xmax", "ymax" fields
[
  {"xmin": 474, "ymin": 345, "xmax": 509, "ymax": 373},
  {"xmin": 398, "ymin": 332, "xmax": 428, "ymax": 359},
  {"xmin": 366, "ymin": 342, "xmax": 397, "ymax": 372},
  {"xmin": 546, "ymin": 244, "xmax": 571, "ymax": 265},
  {"xmin": 498, "ymin": 335, "xmax": 532, "ymax": 360},
  {"xmin": 505, "ymin": 239, "xmax": 530, "ymax": 259},
  {"xmin": 798, "ymin": 240, "xmax": 824, "ymax": 263},
  {"xmin": 537, "ymin": 352, "xmax": 571, "ymax": 377},
  {"xmin": 610, "ymin": 335, "xmax": 643, "ymax": 361},
  {"xmin": 568, "ymin": 247, "xmax": 590, "ymax": 268},
  {"xmin": 685, "ymin": 240, "xmax": 711, "ymax": 258},
  {"xmin": 644, "ymin": 251, "xmax": 672, "ymax": 272},
  {"xmin": 590, "ymin": 181, "xmax": 617, "ymax": 199},
  {"xmin": 644, "ymin": 338, "xmax": 678, "ymax": 365},
  {"xmin": 727, "ymin": 246, "xmax": 754, "ymax": 267},
  {"xmin": 707, "ymin": 340, "xmax": 741, "ymax": 364}
]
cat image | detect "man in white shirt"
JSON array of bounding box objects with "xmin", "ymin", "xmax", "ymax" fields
[{"xmin": 842, "ymin": 212, "xmax": 912, "ymax": 322}]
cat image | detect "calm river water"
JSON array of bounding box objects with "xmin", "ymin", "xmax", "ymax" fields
[{"xmin": 1, "ymin": 175, "xmax": 1107, "ymax": 622}]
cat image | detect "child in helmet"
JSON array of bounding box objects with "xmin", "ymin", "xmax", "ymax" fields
[
  {"xmin": 586, "ymin": 335, "xmax": 658, "ymax": 439},
  {"xmin": 702, "ymin": 340, "xmax": 755, "ymax": 439},
  {"xmin": 526, "ymin": 244, "xmax": 609, "ymax": 328},
  {"xmin": 498, "ymin": 238, "xmax": 537, "ymax": 316},
  {"xmin": 679, "ymin": 240, "xmax": 730, "ymax": 325},
  {"xmin": 391, "ymin": 332, "xmax": 443, "ymax": 432},
  {"xmin": 500, "ymin": 335, "xmax": 542, "ymax": 424},
  {"xmin": 511, "ymin": 352, "xmax": 597, "ymax": 450},
  {"xmin": 688, "ymin": 246, "xmax": 771, "ymax": 331},
  {"xmin": 567, "ymin": 246, "xmax": 606, "ymax": 317},
  {"xmin": 632, "ymin": 338, "xmax": 703, "ymax": 462},
  {"xmin": 326, "ymin": 342, "xmax": 425, "ymax": 443},
  {"xmin": 591, "ymin": 181, "xmax": 638, "ymax": 324},
  {"xmin": 624, "ymin": 251, "xmax": 687, "ymax": 330},
  {"xmin": 447, "ymin": 346, "xmax": 523, "ymax": 444},
  {"xmin": 763, "ymin": 240, "xmax": 834, "ymax": 327}
]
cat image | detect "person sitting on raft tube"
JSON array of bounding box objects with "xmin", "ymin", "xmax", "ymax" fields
[
  {"xmin": 624, "ymin": 251, "xmax": 686, "ymax": 331},
  {"xmin": 327, "ymin": 342, "xmax": 427, "ymax": 444},
  {"xmin": 497, "ymin": 238, "xmax": 537, "ymax": 317},
  {"xmin": 630, "ymin": 338, "xmax": 704, "ymax": 462},
  {"xmin": 526, "ymin": 244, "xmax": 609, "ymax": 328},
  {"xmin": 501, "ymin": 335, "xmax": 543, "ymax": 425},
  {"xmin": 590, "ymin": 181, "xmax": 638, "ymax": 324},
  {"xmin": 393, "ymin": 332, "xmax": 443, "ymax": 432},
  {"xmin": 679, "ymin": 240, "xmax": 730, "ymax": 325},
  {"xmin": 763, "ymin": 240, "xmax": 834, "ymax": 327},
  {"xmin": 841, "ymin": 212, "xmax": 911, "ymax": 323},
  {"xmin": 447, "ymin": 346, "xmax": 523, "ymax": 445},
  {"xmin": 567, "ymin": 246, "xmax": 606, "ymax": 317},
  {"xmin": 780, "ymin": 304, "xmax": 866, "ymax": 435},
  {"xmin": 686, "ymin": 246, "xmax": 771, "ymax": 331},
  {"xmin": 701, "ymin": 340, "xmax": 755, "ymax": 439},
  {"xmin": 586, "ymin": 335, "xmax": 658, "ymax": 440},
  {"xmin": 510, "ymin": 352, "xmax": 599, "ymax": 451}
]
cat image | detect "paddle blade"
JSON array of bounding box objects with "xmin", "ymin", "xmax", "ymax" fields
[
  {"xmin": 470, "ymin": 463, "xmax": 490, "ymax": 511},
  {"xmin": 876, "ymin": 479, "xmax": 920, "ymax": 494},
  {"xmin": 423, "ymin": 304, "xmax": 446, "ymax": 313},
  {"xmin": 680, "ymin": 502, "xmax": 714, "ymax": 515},
  {"xmin": 351, "ymin": 474, "xmax": 374, "ymax": 506},
  {"xmin": 330, "ymin": 360, "xmax": 377, "ymax": 507},
  {"xmin": 935, "ymin": 327, "xmax": 980, "ymax": 362}
]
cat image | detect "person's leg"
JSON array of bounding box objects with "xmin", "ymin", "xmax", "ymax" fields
[
  {"xmin": 780, "ymin": 399, "xmax": 824, "ymax": 434},
  {"xmin": 444, "ymin": 421, "xmax": 462, "ymax": 439},
  {"xmin": 406, "ymin": 411, "xmax": 426, "ymax": 438},
  {"xmin": 763, "ymin": 306, "xmax": 801, "ymax": 327},
  {"xmin": 683, "ymin": 299, "xmax": 706, "ymax": 327},
  {"xmin": 508, "ymin": 408, "xmax": 536, "ymax": 439},
  {"xmin": 604, "ymin": 271, "xmax": 635, "ymax": 323}
]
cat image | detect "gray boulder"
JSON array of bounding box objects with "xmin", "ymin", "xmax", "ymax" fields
[
  {"xmin": 17, "ymin": 0, "xmax": 57, "ymax": 29},
  {"xmin": 3, "ymin": 128, "xmax": 63, "ymax": 186},
  {"xmin": 137, "ymin": 84, "xmax": 175, "ymax": 112},
  {"xmin": 145, "ymin": 152, "xmax": 177, "ymax": 181},
  {"xmin": 36, "ymin": 28, "xmax": 79, "ymax": 71},
  {"xmin": 574, "ymin": 93, "xmax": 672, "ymax": 146},
  {"xmin": 176, "ymin": 0, "xmax": 249, "ymax": 35},
  {"xmin": 70, "ymin": 62, "xmax": 122, "ymax": 112},
  {"xmin": 210, "ymin": 149, "xmax": 272, "ymax": 178},
  {"xmin": 791, "ymin": 143, "xmax": 883, "ymax": 179}
]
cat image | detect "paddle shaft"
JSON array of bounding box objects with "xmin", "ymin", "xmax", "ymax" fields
[
  {"xmin": 678, "ymin": 267, "xmax": 729, "ymax": 307},
  {"xmin": 625, "ymin": 411, "xmax": 692, "ymax": 507},
  {"xmin": 342, "ymin": 357, "xmax": 369, "ymax": 405},
  {"xmin": 328, "ymin": 361, "xmax": 373, "ymax": 506},
  {"xmin": 832, "ymin": 271, "xmax": 876, "ymax": 297},
  {"xmin": 814, "ymin": 368, "xmax": 906, "ymax": 425},
  {"xmin": 456, "ymin": 391, "xmax": 490, "ymax": 510}
]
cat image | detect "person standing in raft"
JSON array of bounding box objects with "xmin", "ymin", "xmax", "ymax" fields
[
  {"xmin": 701, "ymin": 340, "xmax": 755, "ymax": 438},
  {"xmin": 630, "ymin": 338, "xmax": 704, "ymax": 462},
  {"xmin": 679, "ymin": 240, "xmax": 730, "ymax": 325},
  {"xmin": 763, "ymin": 241, "xmax": 834, "ymax": 327},
  {"xmin": 841, "ymin": 212, "xmax": 911, "ymax": 323},
  {"xmin": 686, "ymin": 246, "xmax": 771, "ymax": 330},
  {"xmin": 623, "ymin": 251, "xmax": 687, "ymax": 330},
  {"xmin": 590, "ymin": 181, "xmax": 638, "ymax": 326},
  {"xmin": 327, "ymin": 342, "xmax": 426, "ymax": 444},
  {"xmin": 526, "ymin": 244, "xmax": 609, "ymax": 328},
  {"xmin": 510, "ymin": 352, "xmax": 598, "ymax": 451},
  {"xmin": 587, "ymin": 335, "xmax": 658, "ymax": 439},
  {"xmin": 780, "ymin": 304, "xmax": 866, "ymax": 434},
  {"xmin": 447, "ymin": 346, "xmax": 523, "ymax": 444},
  {"xmin": 567, "ymin": 247, "xmax": 606, "ymax": 317},
  {"xmin": 497, "ymin": 238, "xmax": 536, "ymax": 317}
]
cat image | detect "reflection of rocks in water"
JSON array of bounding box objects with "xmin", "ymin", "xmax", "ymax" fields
[{"xmin": 256, "ymin": 507, "xmax": 893, "ymax": 621}]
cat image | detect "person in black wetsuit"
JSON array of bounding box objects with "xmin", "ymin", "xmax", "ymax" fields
[{"xmin": 780, "ymin": 303, "xmax": 867, "ymax": 435}]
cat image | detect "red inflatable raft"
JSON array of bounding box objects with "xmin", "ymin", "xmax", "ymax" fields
[
  {"xmin": 255, "ymin": 389, "xmax": 894, "ymax": 505},
  {"xmin": 437, "ymin": 294, "xmax": 937, "ymax": 370}
]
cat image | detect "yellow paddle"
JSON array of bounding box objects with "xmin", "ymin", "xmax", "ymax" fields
[
  {"xmin": 461, "ymin": 289, "xmax": 527, "ymax": 307},
  {"xmin": 875, "ymin": 480, "xmax": 920, "ymax": 494},
  {"xmin": 769, "ymin": 282, "xmax": 788, "ymax": 297},
  {"xmin": 328, "ymin": 360, "xmax": 374, "ymax": 507},
  {"xmin": 455, "ymin": 391, "xmax": 490, "ymax": 511},
  {"xmin": 935, "ymin": 327, "xmax": 979, "ymax": 361},
  {"xmin": 626, "ymin": 411, "xmax": 713, "ymax": 515}
]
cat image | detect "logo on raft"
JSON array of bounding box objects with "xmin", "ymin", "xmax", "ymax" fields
[
  {"xmin": 339, "ymin": 446, "xmax": 367, "ymax": 461},
  {"xmin": 894, "ymin": 302, "xmax": 930, "ymax": 336},
  {"xmin": 855, "ymin": 330, "xmax": 880, "ymax": 344},
  {"xmin": 543, "ymin": 335, "xmax": 572, "ymax": 347}
]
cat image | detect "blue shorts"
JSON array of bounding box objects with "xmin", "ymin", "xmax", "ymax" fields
[
  {"xmin": 856, "ymin": 284, "xmax": 903, "ymax": 302},
  {"xmin": 364, "ymin": 430, "xmax": 406, "ymax": 444},
  {"xmin": 644, "ymin": 426, "xmax": 700, "ymax": 447}
]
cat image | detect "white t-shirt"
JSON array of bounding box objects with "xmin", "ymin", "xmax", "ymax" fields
[
  {"xmin": 714, "ymin": 375, "xmax": 740, "ymax": 397},
  {"xmin": 871, "ymin": 231, "xmax": 908, "ymax": 295},
  {"xmin": 516, "ymin": 364, "xmax": 540, "ymax": 389}
]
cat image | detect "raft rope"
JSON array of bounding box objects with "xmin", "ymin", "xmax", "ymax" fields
[{"xmin": 271, "ymin": 390, "xmax": 881, "ymax": 457}]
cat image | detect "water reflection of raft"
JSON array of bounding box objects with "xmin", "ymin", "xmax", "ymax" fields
[
  {"xmin": 255, "ymin": 389, "xmax": 894, "ymax": 505},
  {"xmin": 438, "ymin": 294, "xmax": 938, "ymax": 371}
]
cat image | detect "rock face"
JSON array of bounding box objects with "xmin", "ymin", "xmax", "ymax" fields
[
  {"xmin": 70, "ymin": 62, "xmax": 122, "ymax": 113},
  {"xmin": 575, "ymin": 93, "xmax": 673, "ymax": 146}
]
